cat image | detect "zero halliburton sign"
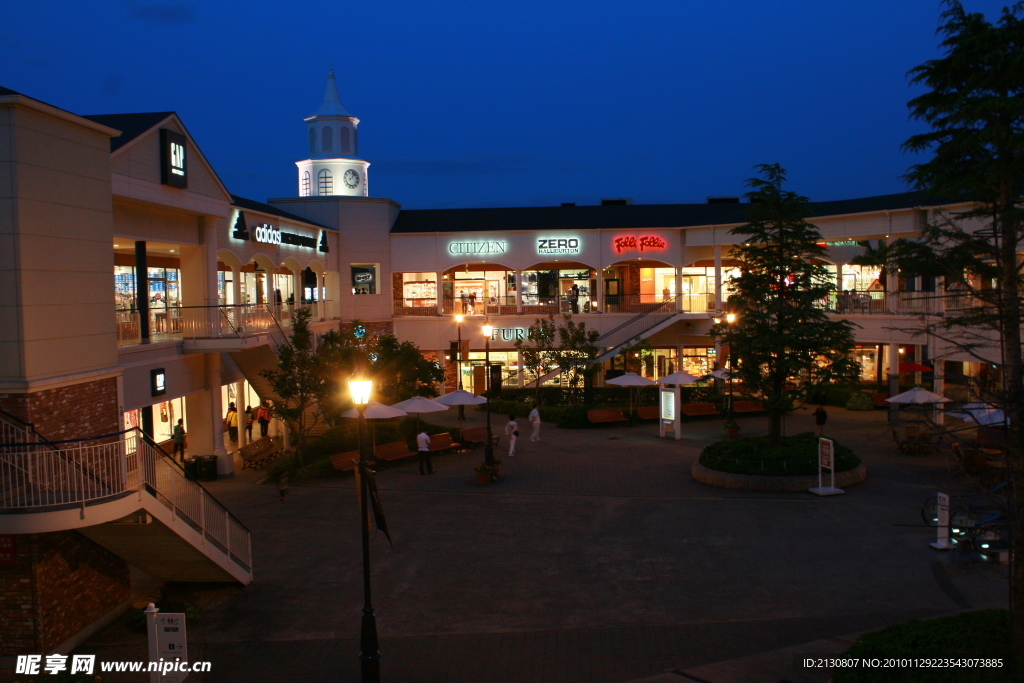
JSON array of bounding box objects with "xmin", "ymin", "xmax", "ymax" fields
[{"xmin": 159, "ymin": 129, "xmax": 188, "ymax": 189}]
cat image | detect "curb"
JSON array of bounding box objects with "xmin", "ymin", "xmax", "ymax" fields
[{"xmin": 690, "ymin": 462, "xmax": 867, "ymax": 492}]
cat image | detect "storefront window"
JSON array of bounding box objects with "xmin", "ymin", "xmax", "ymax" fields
[
  {"xmin": 147, "ymin": 267, "xmax": 179, "ymax": 310},
  {"xmin": 463, "ymin": 351, "xmax": 522, "ymax": 391},
  {"xmin": 352, "ymin": 264, "xmax": 378, "ymax": 295},
  {"xmin": 123, "ymin": 396, "xmax": 187, "ymax": 445},
  {"xmin": 402, "ymin": 272, "xmax": 437, "ymax": 308},
  {"xmin": 115, "ymin": 265, "xmax": 136, "ymax": 309},
  {"xmin": 681, "ymin": 347, "xmax": 716, "ymax": 377}
]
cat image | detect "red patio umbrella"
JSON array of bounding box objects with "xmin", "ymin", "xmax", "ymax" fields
[{"xmin": 898, "ymin": 362, "xmax": 933, "ymax": 373}]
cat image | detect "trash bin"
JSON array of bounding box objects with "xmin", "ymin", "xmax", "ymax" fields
[
  {"xmin": 183, "ymin": 457, "xmax": 200, "ymax": 481},
  {"xmin": 196, "ymin": 455, "xmax": 218, "ymax": 482}
]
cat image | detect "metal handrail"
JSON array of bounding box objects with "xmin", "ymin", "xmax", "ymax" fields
[{"xmin": 597, "ymin": 295, "xmax": 680, "ymax": 349}]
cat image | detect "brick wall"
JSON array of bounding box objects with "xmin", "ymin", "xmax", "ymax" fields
[
  {"xmin": 0, "ymin": 532, "xmax": 130, "ymax": 655},
  {"xmin": 0, "ymin": 535, "xmax": 36, "ymax": 654},
  {"xmin": 0, "ymin": 377, "xmax": 120, "ymax": 442}
]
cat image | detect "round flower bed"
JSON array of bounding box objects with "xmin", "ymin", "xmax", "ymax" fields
[{"xmin": 692, "ymin": 432, "xmax": 866, "ymax": 492}]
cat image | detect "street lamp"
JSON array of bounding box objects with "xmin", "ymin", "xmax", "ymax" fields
[
  {"xmin": 455, "ymin": 314, "xmax": 465, "ymax": 423},
  {"xmin": 482, "ymin": 319, "xmax": 495, "ymax": 467},
  {"xmin": 725, "ymin": 313, "xmax": 737, "ymax": 417},
  {"xmin": 347, "ymin": 378, "xmax": 380, "ymax": 683}
]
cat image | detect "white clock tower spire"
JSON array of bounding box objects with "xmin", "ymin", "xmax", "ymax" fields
[{"xmin": 296, "ymin": 69, "xmax": 370, "ymax": 197}]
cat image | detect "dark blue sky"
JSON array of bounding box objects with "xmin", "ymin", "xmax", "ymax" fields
[{"xmin": 2, "ymin": 1, "xmax": 1011, "ymax": 209}]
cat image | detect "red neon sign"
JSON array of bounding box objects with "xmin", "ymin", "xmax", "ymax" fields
[{"xmin": 612, "ymin": 235, "xmax": 667, "ymax": 254}]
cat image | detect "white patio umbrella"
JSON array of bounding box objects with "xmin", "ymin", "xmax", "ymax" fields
[
  {"xmin": 606, "ymin": 372, "xmax": 657, "ymax": 417},
  {"xmin": 341, "ymin": 401, "xmax": 407, "ymax": 454},
  {"xmin": 947, "ymin": 403, "xmax": 1006, "ymax": 427},
  {"xmin": 704, "ymin": 367, "xmax": 734, "ymax": 380},
  {"xmin": 390, "ymin": 395, "xmax": 449, "ymax": 432},
  {"xmin": 885, "ymin": 387, "xmax": 951, "ymax": 404},
  {"xmin": 433, "ymin": 390, "xmax": 488, "ymax": 436},
  {"xmin": 657, "ymin": 371, "xmax": 701, "ymax": 385}
]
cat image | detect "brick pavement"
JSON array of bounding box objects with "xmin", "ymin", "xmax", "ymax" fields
[{"xmin": 65, "ymin": 405, "xmax": 1008, "ymax": 682}]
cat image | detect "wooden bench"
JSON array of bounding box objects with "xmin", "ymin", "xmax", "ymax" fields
[
  {"xmin": 731, "ymin": 400, "xmax": 763, "ymax": 414},
  {"xmin": 680, "ymin": 403, "xmax": 721, "ymax": 418},
  {"xmin": 587, "ymin": 409, "xmax": 628, "ymax": 425},
  {"xmin": 460, "ymin": 427, "xmax": 499, "ymax": 449},
  {"xmin": 240, "ymin": 436, "xmax": 282, "ymax": 470},
  {"xmin": 636, "ymin": 406, "xmax": 660, "ymax": 421},
  {"xmin": 426, "ymin": 432, "xmax": 457, "ymax": 454},
  {"xmin": 330, "ymin": 441, "xmax": 415, "ymax": 472}
]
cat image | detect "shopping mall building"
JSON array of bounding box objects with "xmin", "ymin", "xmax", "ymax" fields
[{"xmin": 0, "ymin": 75, "xmax": 974, "ymax": 655}]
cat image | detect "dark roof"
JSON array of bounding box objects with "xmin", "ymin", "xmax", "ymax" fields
[
  {"xmin": 81, "ymin": 112, "xmax": 175, "ymax": 151},
  {"xmin": 0, "ymin": 86, "xmax": 22, "ymax": 97},
  {"xmin": 391, "ymin": 191, "xmax": 958, "ymax": 234},
  {"xmin": 1, "ymin": 86, "xmax": 118, "ymax": 130},
  {"xmin": 231, "ymin": 195, "xmax": 331, "ymax": 230}
]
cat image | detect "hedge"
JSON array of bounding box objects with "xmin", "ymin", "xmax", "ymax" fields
[{"xmin": 698, "ymin": 432, "xmax": 860, "ymax": 476}]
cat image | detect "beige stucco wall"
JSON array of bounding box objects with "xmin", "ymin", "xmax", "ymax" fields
[{"xmin": 0, "ymin": 100, "xmax": 118, "ymax": 387}]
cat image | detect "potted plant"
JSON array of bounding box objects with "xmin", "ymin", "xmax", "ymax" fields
[
  {"xmin": 723, "ymin": 418, "xmax": 740, "ymax": 439},
  {"xmin": 474, "ymin": 463, "xmax": 493, "ymax": 485}
]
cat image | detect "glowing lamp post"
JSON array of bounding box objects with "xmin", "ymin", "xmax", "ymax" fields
[
  {"xmin": 725, "ymin": 313, "xmax": 737, "ymax": 417},
  {"xmin": 347, "ymin": 379, "xmax": 380, "ymax": 683},
  {"xmin": 455, "ymin": 314, "xmax": 465, "ymax": 421},
  {"xmin": 482, "ymin": 320, "xmax": 495, "ymax": 467}
]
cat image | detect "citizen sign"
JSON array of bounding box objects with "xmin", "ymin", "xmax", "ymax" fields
[
  {"xmin": 537, "ymin": 237, "xmax": 580, "ymax": 255},
  {"xmin": 448, "ymin": 241, "xmax": 507, "ymax": 255}
]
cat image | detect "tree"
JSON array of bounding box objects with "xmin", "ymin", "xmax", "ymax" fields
[
  {"xmin": 897, "ymin": 0, "xmax": 1024, "ymax": 658},
  {"xmin": 712, "ymin": 164, "xmax": 861, "ymax": 445},
  {"xmin": 514, "ymin": 315, "xmax": 557, "ymax": 401},
  {"xmin": 261, "ymin": 308, "xmax": 334, "ymax": 466},
  {"xmin": 550, "ymin": 314, "xmax": 601, "ymax": 405}
]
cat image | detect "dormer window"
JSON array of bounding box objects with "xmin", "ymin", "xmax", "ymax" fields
[
  {"xmin": 341, "ymin": 127, "xmax": 350, "ymax": 153},
  {"xmin": 322, "ymin": 126, "xmax": 333, "ymax": 152},
  {"xmin": 301, "ymin": 172, "xmax": 311, "ymax": 196}
]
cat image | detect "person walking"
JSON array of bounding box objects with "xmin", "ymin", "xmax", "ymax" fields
[
  {"xmin": 171, "ymin": 418, "xmax": 186, "ymax": 461},
  {"xmin": 528, "ymin": 403, "xmax": 541, "ymax": 443},
  {"xmin": 417, "ymin": 428, "xmax": 434, "ymax": 475},
  {"xmin": 278, "ymin": 471, "xmax": 289, "ymax": 503},
  {"xmin": 257, "ymin": 401, "xmax": 272, "ymax": 437},
  {"xmin": 505, "ymin": 414, "xmax": 518, "ymax": 457},
  {"xmin": 225, "ymin": 402, "xmax": 238, "ymax": 442},
  {"xmin": 244, "ymin": 405, "xmax": 254, "ymax": 441},
  {"xmin": 813, "ymin": 404, "xmax": 828, "ymax": 437}
]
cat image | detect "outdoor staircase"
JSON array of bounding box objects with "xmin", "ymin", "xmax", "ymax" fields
[
  {"xmin": 517, "ymin": 297, "xmax": 686, "ymax": 387},
  {"xmin": 229, "ymin": 346, "xmax": 329, "ymax": 439},
  {"xmin": 0, "ymin": 414, "xmax": 252, "ymax": 584}
]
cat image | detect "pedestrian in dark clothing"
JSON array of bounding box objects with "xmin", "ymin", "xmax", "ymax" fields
[
  {"xmin": 244, "ymin": 405, "xmax": 254, "ymax": 440},
  {"xmin": 171, "ymin": 419, "xmax": 186, "ymax": 461},
  {"xmin": 278, "ymin": 471, "xmax": 289, "ymax": 503},
  {"xmin": 417, "ymin": 429, "xmax": 433, "ymax": 475},
  {"xmin": 813, "ymin": 405, "xmax": 828, "ymax": 436}
]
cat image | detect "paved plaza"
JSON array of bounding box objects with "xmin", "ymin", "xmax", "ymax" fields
[{"xmin": 81, "ymin": 406, "xmax": 1007, "ymax": 682}]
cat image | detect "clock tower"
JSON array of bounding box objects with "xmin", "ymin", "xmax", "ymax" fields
[{"xmin": 296, "ymin": 70, "xmax": 370, "ymax": 197}]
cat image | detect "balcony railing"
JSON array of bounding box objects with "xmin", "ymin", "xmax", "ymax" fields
[
  {"xmin": 116, "ymin": 302, "xmax": 328, "ymax": 347},
  {"xmin": 0, "ymin": 428, "xmax": 251, "ymax": 570}
]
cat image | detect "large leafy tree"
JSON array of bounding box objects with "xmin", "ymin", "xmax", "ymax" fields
[
  {"xmin": 712, "ymin": 164, "xmax": 860, "ymax": 445},
  {"xmin": 514, "ymin": 315, "xmax": 557, "ymax": 400},
  {"xmin": 551, "ymin": 314, "xmax": 601, "ymax": 405},
  {"xmin": 897, "ymin": 0, "xmax": 1024, "ymax": 657}
]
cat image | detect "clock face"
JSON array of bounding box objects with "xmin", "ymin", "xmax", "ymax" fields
[{"xmin": 343, "ymin": 169, "xmax": 360, "ymax": 189}]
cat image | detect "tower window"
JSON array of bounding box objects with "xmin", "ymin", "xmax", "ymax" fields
[
  {"xmin": 322, "ymin": 126, "xmax": 333, "ymax": 152},
  {"xmin": 318, "ymin": 169, "xmax": 333, "ymax": 195},
  {"xmin": 353, "ymin": 130, "xmax": 358, "ymax": 156},
  {"xmin": 309, "ymin": 129, "xmax": 315, "ymax": 155},
  {"xmin": 301, "ymin": 171, "xmax": 311, "ymax": 196},
  {"xmin": 341, "ymin": 127, "xmax": 350, "ymax": 153}
]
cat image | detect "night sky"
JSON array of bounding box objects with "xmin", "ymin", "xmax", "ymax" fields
[{"xmin": 2, "ymin": 1, "xmax": 1012, "ymax": 210}]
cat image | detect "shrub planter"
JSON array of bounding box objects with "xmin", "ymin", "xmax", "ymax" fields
[{"xmin": 692, "ymin": 461, "xmax": 867, "ymax": 492}]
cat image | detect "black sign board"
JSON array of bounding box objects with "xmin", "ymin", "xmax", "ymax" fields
[
  {"xmin": 160, "ymin": 129, "xmax": 188, "ymax": 188},
  {"xmin": 151, "ymin": 368, "xmax": 167, "ymax": 397}
]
